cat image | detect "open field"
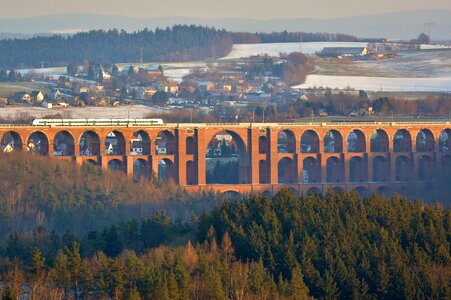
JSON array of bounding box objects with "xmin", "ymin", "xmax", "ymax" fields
[{"xmin": 0, "ymin": 82, "xmax": 50, "ymax": 97}]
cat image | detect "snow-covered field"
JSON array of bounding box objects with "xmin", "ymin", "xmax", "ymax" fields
[
  {"xmin": 222, "ymin": 42, "xmax": 368, "ymax": 59},
  {"xmin": 294, "ymin": 75, "xmax": 451, "ymax": 92}
]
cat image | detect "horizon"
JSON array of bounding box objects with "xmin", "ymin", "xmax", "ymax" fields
[{"xmin": 2, "ymin": 0, "xmax": 451, "ymax": 20}]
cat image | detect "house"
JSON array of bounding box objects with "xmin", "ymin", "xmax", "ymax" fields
[
  {"xmin": 49, "ymin": 90, "xmax": 62, "ymax": 100},
  {"xmin": 31, "ymin": 91, "xmax": 44, "ymax": 102},
  {"xmin": 41, "ymin": 101, "xmax": 52, "ymax": 109},
  {"xmin": 16, "ymin": 92, "xmax": 31, "ymax": 103},
  {"xmin": 319, "ymin": 47, "xmax": 369, "ymax": 58},
  {"xmin": 196, "ymin": 81, "xmax": 215, "ymax": 92}
]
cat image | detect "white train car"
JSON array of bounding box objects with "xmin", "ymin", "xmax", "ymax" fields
[{"xmin": 31, "ymin": 118, "xmax": 164, "ymax": 126}]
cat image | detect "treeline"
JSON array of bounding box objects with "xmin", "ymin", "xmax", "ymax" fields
[
  {"xmin": 0, "ymin": 152, "xmax": 220, "ymax": 239},
  {"xmin": 232, "ymin": 31, "xmax": 357, "ymax": 44},
  {"xmin": 198, "ymin": 189, "xmax": 450, "ymax": 299},
  {"xmin": 0, "ymin": 25, "xmax": 233, "ymax": 68},
  {"xmin": 0, "ymin": 188, "xmax": 449, "ymax": 298}
]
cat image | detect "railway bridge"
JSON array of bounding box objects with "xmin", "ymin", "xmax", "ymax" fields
[{"xmin": 1, "ymin": 120, "xmax": 450, "ymax": 196}]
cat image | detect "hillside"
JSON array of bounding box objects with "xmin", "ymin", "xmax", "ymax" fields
[
  {"xmin": 1, "ymin": 10, "xmax": 450, "ymax": 40},
  {"xmin": 0, "ymin": 25, "xmax": 233, "ymax": 68}
]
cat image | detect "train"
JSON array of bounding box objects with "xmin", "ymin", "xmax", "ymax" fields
[{"xmin": 31, "ymin": 118, "xmax": 164, "ymax": 126}]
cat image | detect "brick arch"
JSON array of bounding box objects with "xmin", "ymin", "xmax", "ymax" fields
[
  {"xmin": 205, "ymin": 129, "xmax": 250, "ymax": 184},
  {"xmin": 300, "ymin": 129, "xmax": 320, "ymax": 153},
  {"xmin": 416, "ymin": 128, "xmax": 435, "ymax": 152},
  {"xmin": 305, "ymin": 187, "xmax": 322, "ymax": 195},
  {"xmin": 394, "ymin": 129, "xmax": 412, "ymax": 152},
  {"xmin": 133, "ymin": 158, "xmax": 151, "ymax": 181},
  {"xmin": 1, "ymin": 131, "xmax": 24, "ymax": 152},
  {"xmin": 303, "ymin": 156, "xmax": 321, "ymax": 183},
  {"xmin": 155, "ymin": 130, "xmax": 177, "ymax": 155},
  {"xmin": 186, "ymin": 136, "xmax": 196, "ymax": 155},
  {"xmin": 370, "ymin": 129, "xmax": 389, "ymax": 152},
  {"xmin": 131, "ymin": 130, "xmax": 151, "ymax": 155},
  {"xmin": 278, "ymin": 129, "xmax": 296, "ymax": 153},
  {"xmin": 53, "ymin": 130, "xmax": 75, "ymax": 156},
  {"xmin": 79, "ymin": 130, "xmax": 101, "ymax": 156},
  {"xmin": 26, "ymin": 131, "xmax": 49, "ymax": 155},
  {"xmin": 186, "ymin": 160, "xmax": 197, "ymax": 185},
  {"xmin": 104, "ymin": 130, "xmax": 126, "ymax": 156},
  {"xmin": 438, "ymin": 128, "xmax": 451, "ymax": 152},
  {"xmin": 324, "ymin": 129, "xmax": 343, "ymax": 153},
  {"xmin": 259, "ymin": 135, "xmax": 269, "ymax": 154},
  {"xmin": 278, "ymin": 157, "xmax": 296, "ymax": 184},
  {"xmin": 373, "ymin": 155, "xmax": 390, "ymax": 182},
  {"xmin": 326, "ymin": 156, "xmax": 344, "ymax": 182},
  {"xmin": 158, "ymin": 157, "xmax": 176, "ymax": 182},
  {"xmin": 346, "ymin": 129, "xmax": 366, "ymax": 153},
  {"xmin": 349, "ymin": 156, "xmax": 367, "ymax": 182},
  {"xmin": 395, "ymin": 155, "xmax": 412, "ymax": 181},
  {"xmin": 107, "ymin": 158, "xmax": 124, "ymax": 172}
]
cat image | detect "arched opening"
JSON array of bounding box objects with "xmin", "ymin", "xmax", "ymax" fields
[
  {"xmin": 278, "ymin": 157, "xmax": 296, "ymax": 184},
  {"xmin": 222, "ymin": 191, "xmax": 241, "ymax": 200},
  {"xmin": 53, "ymin": 131, "xmax": 74, "ymax": 156},
  {"xmin": 324, "ymin": 130, "xmax": 343, "ymax": 153},
  {"xmin": 373, "ymin": 156, "xmax": 390, "ymax": 182},
  {"xmin": 1, "ymin": 131, "xmax": 22, "ymax": 152},
  {"xmin": 347, "ymin": 130, "xmax": 366, "ymax": 153},
  {"xmin": 108, "ymin": 159, "xmax": 123, "ymax": 172},
  {"xmin": 84, "ymin": 159, "xmax": 98, "ymax": 166},
  {"xmin": 355, "ymin": 186, "xmax": 369, "ymax": 197},
  {"xmin": 370, "ymin": 129, "xmax": 389, "ymax": 152},
  {"xmin": 186, "ymin": 136, "xmax": 196, "ymax": 155},
  {"xmin": 158, "ymin": 158, "xmax": 176, "ymax": 182},
  {"xmin": 418, "ymin": 155, "xmax": 434, "ymax": 181},
  {"xmin": 259, "ymin": 136, "xmax": 268, "ymax": 154},
  {"xmin": 27, "ymin": 132, "xmax": 49, "ymax": 155},
  {"xmin": 394, "ymin": 129, "xmax": 412, "ymax": 152},
  {"xmin": 80, "ymin": 131, "xmax": 100, "ymax": 156},
  {"xmin": 133, "ymin": 159, "xmax": 150, "ymax": 181},
  {"xmin": 186, "ymin": 160, "xmax": 197, "ymax": 185},
  {"xmin": 306, "ymin": 187, "xmax": 321, "ymax": 195},
  {"xmin": 376, "ymin": 186, "xmax": 391, "ymax": 197},
  {"xmin": 350, "ymin": 156, "xmax": 367, "ymax": 182},
  {"xmin": 155, "ymin": 131, "xmax": 176, "ymax": 155},
  {"xmin": 396, "ymin": 155, "xmax": 412, "ymax": 181},
  {"xmin": 131, "ymin": 131, "xmax": 150, "ymax": 155},
  {"xmin": 416, "ymin": 129, "xmax": 434, "ymax": 152},
  {"xmin": 262, "ymin": 190, "xmax": 272, "ymax": 198},
  {"xmin": 300, "ymin": 130, "xmax": 319, "ymax": 153},
  {"xmin": 105, "ymin": 131, "xmax": 126, "ymax": 156},
  {"xmin": 259, "ymin": 160, "xmax": 269, "ymax": 184},
  {"xmin": 303, "ymin": 157, "xmax": 321, "ymax": 183},
  {"xmin": 278, "ymin": 130, "xmax": 296, "ymax": 153},
  {"xmin": 439, "ymin": 129, "xmax": 451, "ymax": 152},
  {"xmin": 206, "ymin": 130, "xmax": 249, "ymax": 184},
  {"xmin": 326, "ymin": 156, "xmax": 344, "ymax": 182}
]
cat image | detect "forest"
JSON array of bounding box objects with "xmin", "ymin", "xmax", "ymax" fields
[
  {"xmin": 231, "ymin": 32, "xmax": 357, "ymax": 44},
  {"xmin": 0, "ymin": 25, "xmax": 233, "ymax": 68},
  {"xmin": 0, "ymin": 152, "xmax": 449, "ymax": 299}
]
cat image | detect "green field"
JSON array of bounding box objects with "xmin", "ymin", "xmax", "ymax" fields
[{"xmin": 0, "ymin": 82, "xmax": 50, "ymax": 97}]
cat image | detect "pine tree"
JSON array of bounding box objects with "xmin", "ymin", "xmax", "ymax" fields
[{"xmin": 288, "ymin": 264, "xmax": 309, "ymax": 299}]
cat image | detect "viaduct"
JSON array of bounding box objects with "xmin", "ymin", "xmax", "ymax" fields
[{"xmin": 1, "ymin": 121, "xmax": 450, "ymax": 196}]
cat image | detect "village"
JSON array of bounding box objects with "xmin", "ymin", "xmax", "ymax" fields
[{"xmin": 0, "ymin": 45, "xmax": 382, "ymax": 122}]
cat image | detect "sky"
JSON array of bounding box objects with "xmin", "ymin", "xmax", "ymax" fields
[{"xmin": 1, "ymin": 0, "xmax": 451, "ymax": 19}]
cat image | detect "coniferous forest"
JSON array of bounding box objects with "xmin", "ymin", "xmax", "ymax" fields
[
  {"xmin": 0, "ymin": 153, "xmax": 449, "ymax": 299},
  {"xmin": 0, "ymin": 25, "xmax": 233, "ymax": 68}
]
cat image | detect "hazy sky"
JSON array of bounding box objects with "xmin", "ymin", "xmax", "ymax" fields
[{"xmin": 2, "ymin": 0, "xmax": 451, "ymax": 19}]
